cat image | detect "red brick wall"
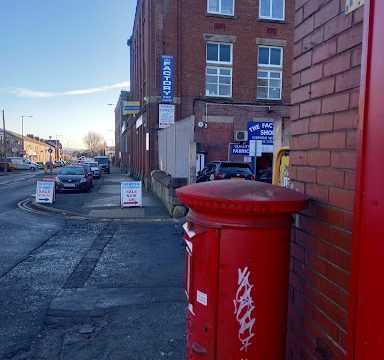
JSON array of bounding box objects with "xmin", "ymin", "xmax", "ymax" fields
[
  {"xmin": 128, "ymin": 0, "xmax": 295, "ymax": 178},
  {"xmin": 288, "ymin": 1, "xmax": 363, "ymax": 358}
]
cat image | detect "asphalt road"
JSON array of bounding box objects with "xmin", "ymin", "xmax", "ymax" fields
[{"xmin": 0, "ymin": 170, "xmax": 187, "ymax": 359}]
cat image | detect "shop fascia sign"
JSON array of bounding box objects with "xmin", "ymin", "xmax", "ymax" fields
[
  {"xmin": 247, "ymin": 120, "xmax": 274, "ymax": 153},
  {"xmin": 161, "ymin": 55, "xmax": 173, "ymax": 103},
  {"xmin": 122, "ymin": 101, "xmax": 140, "ymax": 115}
]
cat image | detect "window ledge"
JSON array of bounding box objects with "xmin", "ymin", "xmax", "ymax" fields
[
  {"xmin": 205, "ymin": 13, "xmax": 237, "ymax": 20},
  {"xmin": 257, "ymin": 18, "xmax": 287, "ymax": 24},
  {"xmin": 203, "ymin": 96, "xmax": 234, "ymax": 101},
  {"xmin": 255, "ymin": 99, "xmax": 283, "ymax": 104}
]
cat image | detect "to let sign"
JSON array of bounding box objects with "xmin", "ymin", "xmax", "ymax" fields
[
  {"xmin": 121, "ymin": 181, "xmax": 142, "ymax": 208},
  {"xmin": 36, "ymin": 181, "xmax": 55, "ymax": 204},
  {"xmin": 159, "ymin": 104, "xmax": 175, "ymax": 128}
]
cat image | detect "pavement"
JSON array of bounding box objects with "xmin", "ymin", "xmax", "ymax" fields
[
  {"xmin": 0, "ymin": 166, "xmax": 188, "ymax": 359},
  {"xmin": 30, "ymin": 166, "xmax": 172, "ymax": 220}
]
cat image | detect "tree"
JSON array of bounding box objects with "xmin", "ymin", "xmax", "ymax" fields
[{"xmin": 83, "ymin": 132, "xmax": 106, "ymax": 156}]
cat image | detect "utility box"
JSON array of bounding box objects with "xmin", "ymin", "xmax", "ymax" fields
[{"xmin": 177, "ymin": 180, "xmax": 309, "ymax": 359}]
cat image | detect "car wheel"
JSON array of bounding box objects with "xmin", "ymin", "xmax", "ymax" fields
[{"xmin": 30, "ymin": 167, "xmax": 35, "ymax": 172}]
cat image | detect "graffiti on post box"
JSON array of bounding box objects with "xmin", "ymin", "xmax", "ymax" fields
[{"xmin": 233, "ymin": 267, "xmax": 255, "ymax": 353}]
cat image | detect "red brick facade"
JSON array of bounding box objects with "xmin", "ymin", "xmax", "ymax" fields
[
  {"xmin": 126, "ymin": 0, "xmax": 294, "ymax": 182},
  {"xmin": 288, "ymin": 1, "xmax": 363, "ymax": 358}
]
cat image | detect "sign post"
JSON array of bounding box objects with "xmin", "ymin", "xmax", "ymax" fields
[
  {"xmin": 36, "ymin": 181, "xmax": 55, "ymax": 204},
  {"xmin": 121, "ymin": 181, "xmax": 142, "ymax": 208}
]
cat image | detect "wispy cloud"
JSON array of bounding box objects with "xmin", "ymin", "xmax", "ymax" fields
[{"xmin": 1, "ymin": 81, "xmax": 130, "ymax": 98}]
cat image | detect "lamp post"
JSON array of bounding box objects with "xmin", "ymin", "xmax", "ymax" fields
[
  {"xmin": 21, "ymin": 115, "xmax": 33, "ymax": 157},
  {"xmin": 55, "ymin": 134, "xmax": 62, "ymax": 161},
  {"xmin": 2, "ymin": 110, "xmax": 7, "ymax": 173}
]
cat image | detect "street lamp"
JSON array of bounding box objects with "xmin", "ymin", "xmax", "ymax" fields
[{"xmin": 21, "ymin": 115, "xmax": 33, "ymax": 156}]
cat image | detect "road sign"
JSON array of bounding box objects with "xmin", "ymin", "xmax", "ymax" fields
[
  {"xmin": 36, "ymin": 181, "xmax": 55, "ymax": 204},
  {"xmin": 121, "ymin": 181, "xmax": 142, "ymax": 208},
  {"xmin": 48, "ymin": 148, "xmax": 53, "ymax": 153}
]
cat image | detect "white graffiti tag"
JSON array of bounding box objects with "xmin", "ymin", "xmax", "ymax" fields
[{"xmin": 233, "ymin": 267, "xmax": 255, "ymax": 352}]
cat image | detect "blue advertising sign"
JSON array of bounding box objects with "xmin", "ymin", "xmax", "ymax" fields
[
  {"xmin": 230, "ymin": 143, "xmax": 249, "ymax": 155},
  {"xmin": 247, "ymin": 121, "xmax": 274, "ymax": 153},
  {"xmin": 161, "ymin": 55, "xmax": 173, "ymax": 103}
]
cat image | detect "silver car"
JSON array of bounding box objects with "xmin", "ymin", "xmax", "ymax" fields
[{"xmin": 85, "ymin": 162, "xmax": 101, "ymax": 179}]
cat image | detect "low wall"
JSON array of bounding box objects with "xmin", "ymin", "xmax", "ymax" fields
[{"xmin": 150, "ymin": 170, "xmax": 188, "ymax": 218}]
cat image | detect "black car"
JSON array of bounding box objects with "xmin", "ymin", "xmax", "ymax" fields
[
  {"xmin": 55, "ymin": 165, "xmax": 93, "ymax": 193},
  {"xmin": 196, "ymin": 161, "xmax": 255, "ymax": 182},
  {"xmin": 255, "ymin": 169, "xmax": 273, "ymax": 183},
  {"xmin": 94, "ymin": 156, "xmax": 110, "ymax": 174}
]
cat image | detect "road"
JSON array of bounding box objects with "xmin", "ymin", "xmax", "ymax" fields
[{"xmin": 0, "ymin": 170, "xmax": 186, "ymax": 359}]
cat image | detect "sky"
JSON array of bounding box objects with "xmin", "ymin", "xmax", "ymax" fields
[{"xmin": 0, "ymin": 0, "xmax": 137, "ymax": 149}]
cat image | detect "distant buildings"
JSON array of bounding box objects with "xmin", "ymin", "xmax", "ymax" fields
[{"xmin": 0, "ymin": 129, "xmax": 63, "ymax": 162}]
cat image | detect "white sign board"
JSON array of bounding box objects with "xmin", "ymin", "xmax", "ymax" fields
[
  {"xmin": 121, "ymin": 181, "xmax": 142, "ymax": 208},
  {"xmin": 36, "ymin": 181, "xmax": 55, "ymax": 204},
  {"xmin": 159, "ymin": 104, "xmax": 175, "ymax": 128}
]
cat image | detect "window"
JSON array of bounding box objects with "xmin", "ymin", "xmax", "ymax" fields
[
  {"xmin": 259, "ymin": 0, "xmax": 284, "ymax": 21},
  {"xmin": 206, "ymin": 42, "xmax": 233, "ymax": 97},
  {"xmin": 257, "ymin": 70, "xmax": 282, "ymax": 100},
  {"xmin": 206, "ymin": 67, "xmax": 232, "ymax": 97},
  {"xmin": 257, "ymin": 46, "xmax": 283, "ymax": 100},
  {"xmin": 258, "ymin": 46, "xmax": 283, "ymax": 67},
  {"xmin": 206, "ymin": 42, "xmax": 232, "ymax": 64},
  {"xmin": 208, "ymin": 0, "xmax": 234, "ymax": 16}
]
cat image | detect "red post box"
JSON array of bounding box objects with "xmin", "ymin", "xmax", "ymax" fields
[{"xmin": 176, "ymin": 180, "xmax": 309, "ymax": 359}]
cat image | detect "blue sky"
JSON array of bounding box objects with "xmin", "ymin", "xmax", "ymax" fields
[{"xmin": 0, "ymin": 0, "xmax": 136, "ymax": 148}]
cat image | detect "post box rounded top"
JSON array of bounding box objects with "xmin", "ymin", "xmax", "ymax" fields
[{"xmin": 176, "ymin": 180, "xmax": 309, "ymax": 217}]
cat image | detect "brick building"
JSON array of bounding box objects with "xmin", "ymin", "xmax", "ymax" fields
[
  {"xmin": 126, "ymin": 0, "xmax": 295, "ymax": 185},
  {"xmin": 288, "ymin": 0, "xmax": 384, "ymax": 358}
]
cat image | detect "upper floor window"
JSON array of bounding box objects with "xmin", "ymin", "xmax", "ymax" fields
[
  {"xmin": 257, "ymin": 46, "xmax": 283, "ymax": 100},
  {"xmin": 207, "ymin": 0, "xmax": 234, "ymax": 16},
  {"xmin": 206, "ymin": 42, "xmax": 232, "ymax": 64},
  {"xmin": 206, "ymin": 42, "xmax": 233, "ymax": 97},
  {"xmin": 259, "ymin": 0, "xmax": 285, "ymax": 21},
  {"xmin": 258, "ymin": 46, "xmax": 283, "ymax": 67}
]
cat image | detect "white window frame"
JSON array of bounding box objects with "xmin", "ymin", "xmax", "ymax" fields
[
  {"xmin": 206, "ymin": 42, "xmax": 233, "ymax": 65},
  {"xmin": 206, "ymin": 66, "xmax": 233, "ymax": 98},
  {"xmin": 257, "ymin": 70, "xmax": 282, "ymax": 100},
  {"xmin": 258, "ymin": 46, "xmax": 283, "ymax": 68},
  {"xmin": 259, "ymin": 0, "xmax": 285, "ymax": 21},
  {"xmin": 207, "ymin": 0, "xmax": 235, "ymax": 16}
]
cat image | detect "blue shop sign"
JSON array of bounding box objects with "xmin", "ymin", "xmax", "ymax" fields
[
  {"xmin": 248, "ymin": 121, "xmax": 274, "ymax": 153},
  {"xmin": 161, "ymin": 55, "xmax": 173, "ymax": 103},
  {"xmin": 230, "ymin": 143, "xmax": 250, "ymax": 155}
]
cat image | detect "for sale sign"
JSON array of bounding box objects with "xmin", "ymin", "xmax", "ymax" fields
[
  {"xmin": 36, "ymin": 181, "xmax": 55, "ymax": 204},
  {"xmin": 121, "ymin": 182, "xmax": 142, "ymax": 208}
]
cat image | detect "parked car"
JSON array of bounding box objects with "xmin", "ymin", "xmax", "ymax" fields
[
  {"xmin": 6, "ymin": 157, "xmax": 39, "ymax": 171},
  {"xmin": 55, "ymin": 165, "xmax": 93, "ymax": 193},
  {"xmin": 255, "ymin": 169, "xmax": 273, "ymax": 183},
  {"xmin": 0, "ymin": 160, "xmax": 16, "ymax": 171},
  {"xmin": 45, "ymin": 161, "xmax": 56, "ymax": 169},
  {"xmin": 84, "ymin": 161, "xmax": 101, "ymax": 179},
  {"xmin": 196, "ymin": 161, "xmax": 255, "ymax": 182},
  {"xmin": 54, "ymin": 161, "xmax": 64, "ymax": 167},
  {"xmin": 94, "ymin": 156, "xmax": 110, "ymax": 174},
  {"xmin": 35, "ymin": 161, "xmax": 45, "ymax": 169}
]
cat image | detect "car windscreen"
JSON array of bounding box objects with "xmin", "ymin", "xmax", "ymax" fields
[
  {"xmin": 219, "ymin": 164, "xmax": 252, "ymax": 174},
  {"xmin": 94, "ymin": 157, "xmax": 109, "ymax": 164},
  {"xmin": 60, "ymin": 167, "xmax": 84, "ymax": 175},
  {"xmin": 88, "ymin": 163, "xmax": 98, "ymax": 167}
]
